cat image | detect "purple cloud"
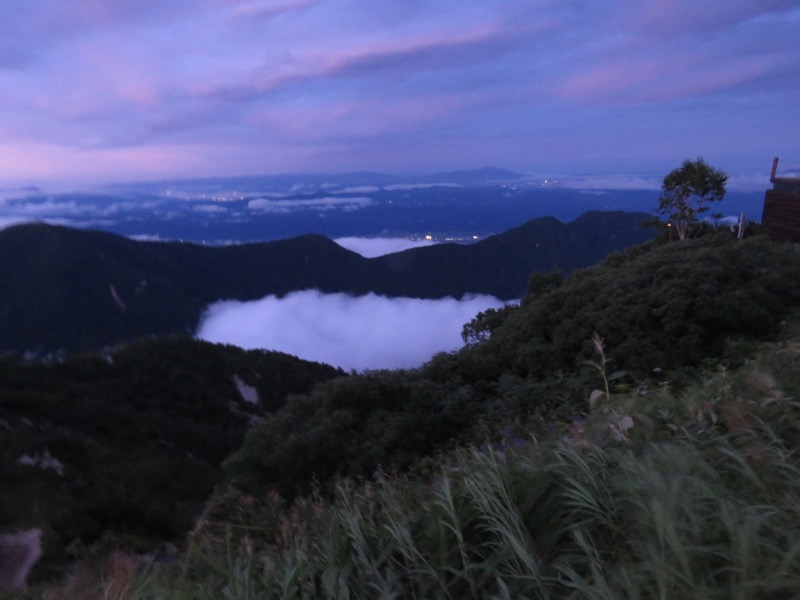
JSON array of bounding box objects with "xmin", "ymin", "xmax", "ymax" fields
[
  {"xmin": 223, "ymin": 0, "xmax": 322, "ymax": 22},
  {"xmin": 0, "ymin": 0, "xmax": 797, "ymax": 186}
]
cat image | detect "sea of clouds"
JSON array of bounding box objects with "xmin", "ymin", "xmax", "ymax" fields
[
  {"xmin": 333, "ymin": 236, "xmax": 438, "ymax": 257},
  {"xmin": 196, "ymin": 290, "xmax": 509, "ymax": 371},
  {"xmin": 195, "ymin": 235, "xmax": 504, "ymax": 371}
]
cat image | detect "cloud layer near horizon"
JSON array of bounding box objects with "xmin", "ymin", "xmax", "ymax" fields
[
  {"xmin": 334, "ymin": 237, "xmax": 438, "ymax": 257},
  {"xmin": 0, "ymin": 1, "xmax": 798, "ymax": 186},
  {"xmin": 195, "ymin": 290, "xmax": 509, "ymax": 371}
]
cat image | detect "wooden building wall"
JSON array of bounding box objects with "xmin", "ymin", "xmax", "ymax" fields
[{"xmin": 762, "ymin": 189, "xmax": 800, "ymax": 241}]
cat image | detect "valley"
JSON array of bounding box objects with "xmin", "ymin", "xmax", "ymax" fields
[{"xmin": 5, "ymin": 205, "xmax": 800, "ymax": 598}]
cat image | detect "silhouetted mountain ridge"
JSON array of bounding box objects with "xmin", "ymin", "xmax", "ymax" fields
[{"xmin": 0, "ymin": 210, "xmax": 654, "ymax": 354}]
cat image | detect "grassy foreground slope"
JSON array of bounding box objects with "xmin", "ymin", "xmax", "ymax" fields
[
  {"xmin": 19, "ymin": 230, "xmax": 800, "ymax": 598},
  {"xmin": 162, "ymin": 356, "xmax": 800, "ymax": 600}
]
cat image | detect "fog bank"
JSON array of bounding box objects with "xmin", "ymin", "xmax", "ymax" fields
[
  {"xmin": 196, "ymin": 290, "xmax": 509, "ymax": 371},
  {"xmin": 334, "ymin": 237, "xmax": 438, "ymax": 257}
]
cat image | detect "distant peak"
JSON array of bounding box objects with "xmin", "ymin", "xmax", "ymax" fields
[{"xmin": 423, "ymin": 167, "xmax": 527, "ymax": 184}]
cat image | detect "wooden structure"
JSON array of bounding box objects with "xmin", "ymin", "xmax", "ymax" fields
[{"xmin": 762, "ymin": 157, "xmax": 800, "ymax": 241}]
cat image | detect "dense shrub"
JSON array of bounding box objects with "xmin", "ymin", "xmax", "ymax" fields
[
  {"xmin": 224, "ymin": 234, "xmax": 800, "ymax": 501},
  {"xmin": 18, "ymin": 232, "xmax": 800, "ymax": 597},
  {"xmin": 488, "ymin": 233, "xmax": 800, "ymax": 377},
  {"xmin": 224, "ymin": 372, "xmax": 463, "ymax": 498},
  {"xmin": 85, "ymin": 347, "xmax": 800, "ymax": 599}
]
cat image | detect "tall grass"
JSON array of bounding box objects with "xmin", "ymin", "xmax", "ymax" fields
[
  {"xmin": 118, "ymin": 439, "xmax": 800, "ymax": 598},
  {"xmin": 31, "ymin": 346, "xmax": 800, "ymax": 599}
]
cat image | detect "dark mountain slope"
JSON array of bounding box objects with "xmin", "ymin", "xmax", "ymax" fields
[
  {"xmin": 371, "ymin": 211, "xmax": 653, "ymax": 298},
  {"xmin": 0, "ymin": 226, "xmax": 371, "ymax": 354},
  {"xmin": 0, "ymin": 337, "xmax": 342, "ymax": 561},
  {"xmin": 0, "ymin": 211, "xmax": 654, "ymax": 354},
  {"xmin": 224, "ymin": 232, "xmax": 800, "ymax": 500},
  {"xmin": 0, "ymin": 224, "xmax": 209, "ymax": 352},
  {"xmin": 178, "ymin": 234, "xmax": 374, "ymax": 299}
]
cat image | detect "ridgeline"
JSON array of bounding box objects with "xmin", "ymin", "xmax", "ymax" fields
[
  {"xmin": 0, "ymin": 211, "xmax": 653, "ymax": 355},
  {"xmin": 9, "ymin": 222, "xmax": 800, "ymax": 598}
]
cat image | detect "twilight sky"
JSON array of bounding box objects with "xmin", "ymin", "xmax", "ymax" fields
[{"xmin": 1, "ymin": 0, "xmax": 798, "ymax": 187}]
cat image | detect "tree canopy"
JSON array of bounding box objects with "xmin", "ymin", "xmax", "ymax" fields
[{"xmin": 659, "ymin": 158, "xmax": 727, "ymax": 240}]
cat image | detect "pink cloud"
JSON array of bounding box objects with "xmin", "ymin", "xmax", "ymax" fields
[
  {"xmin": 191, "ymin": 17, "xmax": 537, "ymax": 104},
  {"xmin": 221, "ymin": 0, "xmax": 322, "ymax": 21},
  {"xmin": 622, "ymin": 0, "xmax": 798, "ymax": 35},
  {"xmin": 0, "ymin": 1, "xmax": 797, "ymax": 185},
  {"xmin": 0, "ymin": 141, "xmax": 230, "ymax": 185},
  {"xmin": 555, "ymin": 58, "xmax": 665, "ymax": 102},
  {"xmin": 554, "ymin": 25, "xmax": 794, "ymax": 106}
]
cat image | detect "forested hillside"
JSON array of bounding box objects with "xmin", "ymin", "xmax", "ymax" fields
[
  {"xmin": 0, "ymin": 210, "xmax": 653, "ymax": 355},
  {"xmin": 0, "ymin": 338, "xmax": 342, "ymax": 580},
  {"xmin": 12, "ymin": 227, "xmax": 800, "ymax": 599},
  {"xmin": 224, "ymin": 231, "xmax": 800, "ymax": 498},
  {"xmin": 187, "ymin": 230, "xmax": 800, "ymax": 599}
]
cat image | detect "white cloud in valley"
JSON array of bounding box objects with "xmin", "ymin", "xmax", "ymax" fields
[
  {"xmin": 195, "ymin": 290, "xmax": 510, "ymax": 371},
  {"xmin": 334, "ymin": 237, "xmax": 439, "ymax": 258}
]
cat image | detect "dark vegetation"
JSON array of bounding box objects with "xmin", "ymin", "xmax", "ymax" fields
[
  {"xmin": 9, "ymin": 215, "xmax": 800, "ymax": 597},
  {"xmin": 225, "ymin": 231, "xmax": 800, "ymax": 499},
  {"xmin": 0, "ymin": 338, "xmax": 341, "ymax": 576},
  {"xmin": 659, "ymin": 157, "xmax": 728, "ymax": 240},
  {"xmin": 489, "ymin": 232, "xmax": 800, "ymax": 376},
  {"xmin": 36, "ymin": 225, "xmax": 798, "ymax": 600},
  {"xmin": 0, "ymin": 210, "xmax": 654, "ymax": 354}
]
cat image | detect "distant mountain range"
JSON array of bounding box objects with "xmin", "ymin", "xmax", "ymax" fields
[
  {"xmin": 124, "ymin": 166, "xmax": 528, "ymax": 191},
  {"xmin": 2, "ymin": 168, "xmax": 765, "ymax": 245},
  {"xmin": 0, "ymin": 211, "xmax": 655, "ymax": 355}
]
